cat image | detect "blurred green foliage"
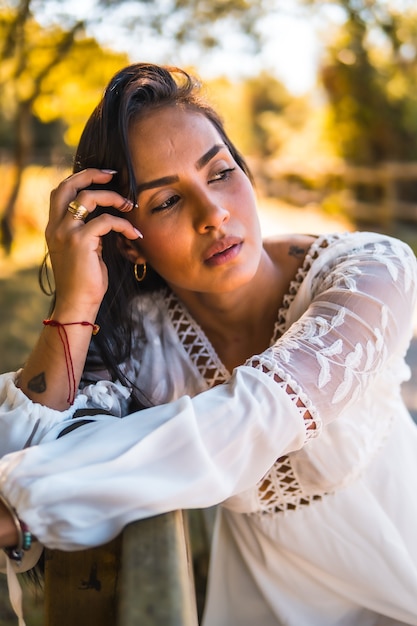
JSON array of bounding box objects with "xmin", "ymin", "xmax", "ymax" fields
[
  {"xmin": 318, "ymin": 0, "xmax": 417, "ymax": 164},
  {"xmin": 4, "ymin": 0, "xmax": 417, "ymax": 168}
]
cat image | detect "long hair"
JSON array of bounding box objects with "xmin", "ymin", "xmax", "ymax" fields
[{"xmin": 44, "ymin": 63, "xmax": 253, "ymax": 408}]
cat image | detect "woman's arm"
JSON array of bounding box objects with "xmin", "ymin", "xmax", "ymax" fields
[
  {"xmin": 1, "ymin": 367, "xmax": 308, "ymax": 550},
  {"xmin": 0, "ymin": 501, "xmax": 18, "ymax": 547},
  {"xmin": 0, "ymin": 233, "xmax": 415, "ymax": 552},
  {"xmin": 247, "ymin": 233, "xmax": 417, "ymax": 423},
  {"xmin": 17, "ymin": 169, "xmax": 141, "ymax": 411}
]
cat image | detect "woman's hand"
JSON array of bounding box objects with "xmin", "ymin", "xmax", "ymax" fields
[
  {"xmin": 47, "ymin": 168, "xmax": 142, "ymax": 321},
  {"xmin": 16, "ymin": 169, "xmax": 143, "ymax": 410}
]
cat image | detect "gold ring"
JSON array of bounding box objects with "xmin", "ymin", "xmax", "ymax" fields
[{"xmin": 67, "ymin": 200, "xmax": 89, "ymax": 221}]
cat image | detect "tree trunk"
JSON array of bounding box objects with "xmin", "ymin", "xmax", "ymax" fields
[{"xmin": 1, "ymin": 100, "xmax": 32, "ymax": 254}]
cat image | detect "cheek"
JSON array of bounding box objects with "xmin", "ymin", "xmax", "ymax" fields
[
  {"xmin": 235, "ymin": 183, "xmax": 260, "ymax": 231},
  {"xmin": 234, "ymin": 176, "xmax": 256, "ymax": 209},
  {"xmin": 141, "ymin": 231, "xmax": 187, "ymax": 275}
]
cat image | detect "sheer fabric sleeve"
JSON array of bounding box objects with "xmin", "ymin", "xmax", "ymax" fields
[
  {"xmin": 0, "ymin": 367, "xmax": 307, "ymax": 549},
  {"xmin": 0, "ymin": 371, "xmax": 136, "ymax": 458},
  {"xmin": 0, "ymin": 372, "xmax": 89, "ymax": 457},
  {"xmin": 246, "ymin": 232, "xmax": 417, "ymax": 425}
]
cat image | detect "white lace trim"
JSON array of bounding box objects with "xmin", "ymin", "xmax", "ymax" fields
[
  {"xmin": 165, "ymin": 290, "xmax": 230, "ymax": 388},
  {"xmin": 247, "ymin": 233, "xmax": 415, "ymax": 515},
  {"xmin": 247, "ymin": 236, "xmax": 339, "ymax": 515},
  {"xmin": 255, "ymin": 456, "xmax": 325, "ymax": 514},
  {"xmin": 165, "ymin": 234, "xmax": 341, "ymax": 516},
  {"xmin": 271, "ymin": 233, "xmax": 342, "ymax": 341},
  {"xmin": 245, "ymin": 355, "xmax": 322, "ymax": 441}
]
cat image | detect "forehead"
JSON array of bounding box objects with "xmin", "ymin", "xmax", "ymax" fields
[{"xmin": 129, "ymin": 106, "xmax": 224, "ymax": 174}]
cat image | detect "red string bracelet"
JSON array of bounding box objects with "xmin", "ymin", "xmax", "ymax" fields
[{"xmin": 43, "ymin": 319, "xmax": 100, "ymax": 405}]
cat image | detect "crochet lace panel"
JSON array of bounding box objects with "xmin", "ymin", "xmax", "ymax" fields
[
  {"xmin": 270, "ymin": 234, "xmax": 336, "ymax": 341},
  {"xmin": 165, "ymin": 291, "xmax": 230, "ymax": 388},
  {"xmin": 245, "ymin": 357, "xmax": 326, "ymax": 513},
  {"xmin": 257, "ymin": 456, "xmax": 324, "ymax": 513},
  {"xmin": 247, "ymin": 235, "xmax": 339, "ymax": 514},
  {"xmin": 166, "ymin": 234, "xmax": 340, "ymax": 515}
]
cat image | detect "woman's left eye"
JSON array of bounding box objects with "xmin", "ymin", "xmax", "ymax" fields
[
  {"xmin": 209, "ymin": 167, "xmax": 236, "ymax": 183},
  {"xmin": 151, "ymin": 194, "xmax": 180, "ymax": 213}
]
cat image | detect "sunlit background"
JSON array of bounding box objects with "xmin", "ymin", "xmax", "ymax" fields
[
  {"xmin": 3, "ymin": 0, "xmax": 417, "ymax": 260},
  {"xmin": 1, "ymin": 2, "xmax": 417, "ymax": 620}
]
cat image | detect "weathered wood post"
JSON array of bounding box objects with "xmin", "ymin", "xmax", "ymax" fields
[
  {"xmin": 44, "ymin": 510, "xmax": 199, "ymax": 626},
  {"xmin": 44, "ymin": 536, "xmax": 122, "ymax": 626},
  {"xmin": 117, "ymin": 511, "xmax": 199, "ymax": 626}
]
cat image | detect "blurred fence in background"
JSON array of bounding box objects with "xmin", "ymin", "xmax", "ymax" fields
[{"xmin": 256, "ymin": 161, "xmax": 417, "ymax": 230}]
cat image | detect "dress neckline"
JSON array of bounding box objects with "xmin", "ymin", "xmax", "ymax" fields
[{"xmin": 165, "ymin": 234, "xmax": 337, "ymax": 386}]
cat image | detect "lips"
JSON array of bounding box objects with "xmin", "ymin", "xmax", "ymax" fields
[{"xmin": 203, "ymin": 236, "xmax": 243, "ymax": 266}]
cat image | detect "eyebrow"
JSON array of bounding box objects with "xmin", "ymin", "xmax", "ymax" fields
[
  {"xmin": 136, "ymin": 143, "xmax": 227, "ymax": 195},
  {"xmin": 195, "ymin": 144, "xmax": 225, "ymax": 170},
  {"xmin": 136, "ymin": 175, "xmax": 180, "ymax": 195}
]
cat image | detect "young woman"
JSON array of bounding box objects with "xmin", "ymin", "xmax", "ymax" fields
[{"xmin": 1, "ymin": 63, "xmax": 417, "ymax": 625}]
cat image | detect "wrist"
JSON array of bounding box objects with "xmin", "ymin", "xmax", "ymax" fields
[
  {"xmin": 50, "ymin": 308, "xmax": 100, "ymax": 327},
  {"xmin": 42, "ymin": 319, "xmax": 100, "ymax": 405},
  {"xmin": 0, "ymin": 501, "xmax": 18, "ymax": 547},
  {"xmin": 43, "ymin": 319, "xmax": 100, "ymax": 336},
  {"xmin": 0, "ymin": 494, "xmax": 33, "ymax": 563}
]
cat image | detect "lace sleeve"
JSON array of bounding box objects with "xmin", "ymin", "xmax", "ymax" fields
[{"xmin": 246, "ymin": 233, "xmax": 417, "ymax": 431}]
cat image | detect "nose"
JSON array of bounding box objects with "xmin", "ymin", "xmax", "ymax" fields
[{"xmin": 194, "ymin": 194, "xmax": 230, "ymax": 234}]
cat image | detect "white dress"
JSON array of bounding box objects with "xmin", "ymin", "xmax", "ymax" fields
[{"xmin": 1, "ymin": 231, "xmax": 417, "ymax": 625}]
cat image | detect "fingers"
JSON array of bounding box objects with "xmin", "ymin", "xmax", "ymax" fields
[
  {"xmin": 65, "ymin": 191, "xmax": 135, "ymax": 222},
  {"xmin": 80, "ymin": 211, "xmax": 143, "ymax": 242},
  {"xmin": 67, "ymin": 200, "xmax": 90, "ymax": 221},
  {"xmin": 51, "ymin": 168, "xmax": 119, "ymax": 214},
  {"xmin": 48, "ymin": 205, "xmax": 142, "ymax": 245},
  {"xmin": 45, "ymin": 169, "xmax": 143, "ymax": 314},
  {"xmin": 49, "ymin": 169, "xmax": 143, "ymax": 240}
]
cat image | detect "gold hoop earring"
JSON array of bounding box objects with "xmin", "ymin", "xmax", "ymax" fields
[{"xmin": 134, "ymin": 262, "xmax": 147, "ymax": 282}]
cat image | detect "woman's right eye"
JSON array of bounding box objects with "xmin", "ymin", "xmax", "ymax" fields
[{"xmin": 151, "ymin": 194, "xmax": 180, "ymax": 213}]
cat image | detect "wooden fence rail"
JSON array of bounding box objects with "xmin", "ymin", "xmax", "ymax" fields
[
  {"xmin": 341, "ymin": 162, "xmax": 417, "ymax": 225},
  {"xmin": 258, "ymin": 160, "xmax": 417, "ymax": 226},
  {"xmin": 44, "ymin": 510, "xmax": 199, "ymax": 626},
  {"xmin": 118, "ymin": 512, "xmax": 198, "ymax": 626}
]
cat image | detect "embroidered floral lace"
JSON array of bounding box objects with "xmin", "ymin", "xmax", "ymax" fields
[{"xmin": 164, "ymin": 233, "xmax": 417, "ymax": 515}]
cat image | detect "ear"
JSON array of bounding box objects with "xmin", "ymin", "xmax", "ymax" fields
[{"xmin": 116, "ymin": 235, "xmax": 146, "ymax": 265}]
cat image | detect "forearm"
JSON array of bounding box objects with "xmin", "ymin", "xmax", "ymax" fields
[
  {"xmin": 17, "ymin": 311, "xmax": 99, "ymax": 411},
  {"xmin": 15, "ymin": 168, "xmax": 141, "ymax": 411},
  {"xmin": 0, "ymin": 367, "xmax": 308, "ymax": 550}
]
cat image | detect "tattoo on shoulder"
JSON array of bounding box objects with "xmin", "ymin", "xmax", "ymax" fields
[
  {"xmin": 28, "ymin": 372, "xmax": 47, "ymax": 394},
  {"xmin": 288, "ymin": 245, "xmax": 306, "ymax": 258}
]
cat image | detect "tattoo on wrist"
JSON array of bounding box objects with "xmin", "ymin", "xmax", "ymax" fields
[
  {"xmin": 28, "ymin": 372, "xmax": 47, "ymax": 394},
  {"xmin": 289, "ymin": 245, "xmax": 306, "ymax": 258}
]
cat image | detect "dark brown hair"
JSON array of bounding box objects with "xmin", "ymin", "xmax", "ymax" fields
[{"xmin": 64, "ymin": 63, "xmax": 252, "ymax": 405}]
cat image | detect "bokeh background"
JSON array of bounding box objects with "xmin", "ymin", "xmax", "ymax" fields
[{"xmin": 1, "ymin": 0, "xmax": 417, "ymax": 623}]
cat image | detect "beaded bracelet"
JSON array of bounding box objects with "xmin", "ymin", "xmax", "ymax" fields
[{"xmin": 0, "ymin": 493, "xmax": 32, "ymax": 563}]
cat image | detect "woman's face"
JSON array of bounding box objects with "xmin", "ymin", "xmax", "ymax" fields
[{"xmin": 128, "ymin": 105, "xmax": 263, "ymax": 295}]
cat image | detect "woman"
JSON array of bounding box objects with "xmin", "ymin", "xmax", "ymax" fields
[{"xmin": 1, "ymin": 63, "xmax": 417, "ymax": 625}]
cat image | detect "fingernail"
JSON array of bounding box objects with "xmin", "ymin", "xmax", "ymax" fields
[
  {"xmin": 119, "ymin": 198, "xmax": 134, "ymax": 212},
  {"xmin": 134, "ymin": 228, "xmax": 143, "ymax": 239},
  {"xmin": 101, "ymin": 169, "xmax": 118, "ymax": 174}
]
